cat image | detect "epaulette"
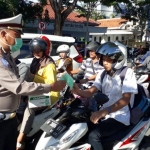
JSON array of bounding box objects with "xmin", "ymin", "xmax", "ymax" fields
[{"xmin": 0, "ymin": 57, "xmax": 9, "ymax": 68}]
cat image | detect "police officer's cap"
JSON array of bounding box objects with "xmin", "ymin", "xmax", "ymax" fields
[{"xmin": 0, "ymin": 14, "xmax": 23, "ymax": 34}]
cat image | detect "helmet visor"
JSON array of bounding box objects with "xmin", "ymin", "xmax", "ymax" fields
[{"xmin": 96, "ymin": 42, "xmax": 124, "ymax": 62}]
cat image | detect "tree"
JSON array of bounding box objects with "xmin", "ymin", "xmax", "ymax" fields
[
  {"xmin": 76, "ymin": 0, "xmax": 99, "ymax": 43},
  {"xmin": 101, "ymin": 0, "xmax": 150, "ymax": 42},
  {"xmin": 49, "ymin": 0, "xmax": 78, "ymax": 35},
  {"xmin": 0, "ymin": 0, "xmax": 48, "ymax": 23}
]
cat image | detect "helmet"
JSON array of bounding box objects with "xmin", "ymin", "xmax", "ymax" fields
[
  {"xmin": 114, "ymin": 41, "xmax": 127, "ymax": 66},
  {"xmin": 86, "ymin": 41, "xmax": 101, "ymax": 51},
  {"xmin": 40, "ymin": 35, "xmax": 52, "ymax": 55},
  {"xmin": 56, "ymin": 44, "xmax": 70, "ymax": 54},
  {"xmin": 11, "ymin": 50, "xmax": 20, "ymax": 58},
  {"xmin": 96, "ymin": 41, "xmax": 125, "ymax": 70},
  {"xmin": 29, "ymin": 38, "xmax": 48, "ymax": 54}
]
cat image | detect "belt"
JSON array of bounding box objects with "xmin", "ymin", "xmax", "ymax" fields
[{"xmin": 0, "ymin": 112, "xmax": 16, "ymax": 122}]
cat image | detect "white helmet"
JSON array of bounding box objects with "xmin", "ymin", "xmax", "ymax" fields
[
  {"xmin": 96, "ymin": 41, "xmax": 126, "ymax": 70},
  {"xmin": 56, "ymin": 44, "xmax": 70, "ymax": 53},
  {"xmin": 114, "ymin": 41, "xmax": 127, "ymax": 66},
  {"xmin": 11, "ymin": 50, "xmax": 20, "ymax": 58}
]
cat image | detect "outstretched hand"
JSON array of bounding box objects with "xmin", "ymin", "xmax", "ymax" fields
[{"xmin": 50, "ymin": 80, "xmax": 66, "ymax": 92}]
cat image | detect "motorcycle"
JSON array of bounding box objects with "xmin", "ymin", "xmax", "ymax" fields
[
  {"xmin": 35, "ymin": 89, "xmax": 150, "ymax": 150},
  {"xmin": 17, "ymin": 85, "xmax": 74, "ymax": 149},
  {"xmin": 134, "ymin": 66, "xmax": 150, "ymax": 97},
  {"xmin": 35, "ymin": 93, "xmax": 109, "ymax": 150}
]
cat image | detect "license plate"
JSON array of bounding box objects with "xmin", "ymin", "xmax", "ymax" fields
[{"xmin": 41, "ymin": 118, "xmax": 66, "ymax": 138}]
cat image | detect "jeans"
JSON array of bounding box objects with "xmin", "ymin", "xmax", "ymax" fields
[
  {"xmin": 88, "ymin": 118, "xmax": 127, "ymax": 150},
  {"xmin": 0, "ymin": 117, "xmax": 17, "ymax": 150}
]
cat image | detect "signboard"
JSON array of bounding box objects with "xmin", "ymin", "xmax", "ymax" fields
[{"xmin": 39, "ymin": 22, "xmax": 46, "ymax": 30}]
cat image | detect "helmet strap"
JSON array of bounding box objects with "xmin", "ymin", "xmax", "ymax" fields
[{"xmin": 107, "ymin": 61, "xmax": 116, "ymax": 76}]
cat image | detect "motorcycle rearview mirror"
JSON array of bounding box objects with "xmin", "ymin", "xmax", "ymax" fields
[{"xmin": 93, "ymin": 92, "xmax": 109, "ymax": 106}]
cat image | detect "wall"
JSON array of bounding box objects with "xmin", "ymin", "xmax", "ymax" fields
[
  {"xmin": 92, "ymin": 34, "xmax": 129, "ymax": 44},
  {"xmin": 24, "ymin": 20, "xmax": 87, "ymax": 42}
]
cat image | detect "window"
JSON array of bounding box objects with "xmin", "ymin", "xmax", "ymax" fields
[
  {"xmin": 94, "ymin": 37, "xmax": 96, "ymax": 41},
  {"xmin": 122, "ymin": 36, "xmax": 124, "ymax": 41},
  {"xmin": 18, "ymin": 39, "xmax": 74, "ymax": 59},
  {"xmin": 116, "ymin": 36, "xmax": 118, "ymax": 41},
  {"xmin": 108, "ymin": 36, "xmax": 110, "ymax": 41},
  {"xmin": 99, "ymin": 37, "xmax": 101, "ymax": 43}
]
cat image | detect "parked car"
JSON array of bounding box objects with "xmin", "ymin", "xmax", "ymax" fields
[{"xmin": 18, "ymin": 33, "xmax": 83, "ymax": 70}]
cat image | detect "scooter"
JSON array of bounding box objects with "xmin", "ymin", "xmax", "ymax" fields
[
  {"xmin": 17, "ymin": 85, "xmax": 74, "ymax": 149},
  {"xmin": 135, "ymin": 66, "xmax": 150, "ymax": 97},
  {"xmin": 35, "ymin": 89, "xmax": 150, "ymax": 150},
  {"xmin": 35, "ymin": 93, "xmax": 109, "ymax": 150}
]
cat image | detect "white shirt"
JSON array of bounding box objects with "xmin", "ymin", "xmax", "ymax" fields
[
  {"xmin": 93, "ymin": 68, "xmax": 138, "ymax": 125},
  {"xmin": 57, "ymin": 59, "xmax": 65, "ymax": 78}
]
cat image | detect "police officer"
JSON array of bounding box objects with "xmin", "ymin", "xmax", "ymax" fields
[{"xmin": 0, "ymin": 14, "xmax": 66, "ymax": 150}]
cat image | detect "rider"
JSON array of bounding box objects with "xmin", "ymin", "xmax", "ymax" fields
[
  {"xmin": 71, "ymin": 41, "xmax": 138, "ymax": 150},
  {"xmin": 56, "ymin": 44, "xmax": 73, "ymax": 77},
  {"xmin": 70, "ymin": 41, "xmax": 103, "ymax": 88},
  {"xmin": 136, "ymin": 55, "xmax": 150, "ymax": 70},
  {"xmin": 17, "ymin": 36, "xmax": 60, "ymax": 149},
  {"xmin": 136, "ymin": 48, "xmax": 150, "ymax": 63}
]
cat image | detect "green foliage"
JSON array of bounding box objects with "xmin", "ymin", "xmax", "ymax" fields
[
  {"xmin": 110, "ymin": 13, "xmax": 116, "ymax": 18},
  {"xmin": 0, "ymin": 0, "xmax": 48, "ymax": 23},
  {"xmin": 83, "ymin": 0, "xmax": 99, "ymax": 3}
]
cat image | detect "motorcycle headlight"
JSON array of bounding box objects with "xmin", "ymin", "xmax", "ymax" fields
[
  {"xmin": 44, "ymin": 130, "xmax": 79, "ymax": 150},
  {"xmin": 60, "ymin": 129, "xmax": 79, "ymax": 144}
]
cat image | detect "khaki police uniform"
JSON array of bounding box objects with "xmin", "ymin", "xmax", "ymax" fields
[
  {"xmin": 0, "ymin": 52, "xmax": 51, "ymax": 113},
  {"xmin": 0, "ymin": 14, "xmax": 50, "ymax": 150}
]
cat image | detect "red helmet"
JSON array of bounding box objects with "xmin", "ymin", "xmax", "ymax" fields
[{"xmin": 40, "ymin": 35, "xmax": 52, "ymax": 55}]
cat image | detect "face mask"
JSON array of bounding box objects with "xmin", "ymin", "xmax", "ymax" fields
[
  {"xmin": 0, "ymin": 30, "xmax": 23, "ymax": 53},
  {"xmin": 7, "ymin": 32, "xmax": 23, "ymax": 52}
]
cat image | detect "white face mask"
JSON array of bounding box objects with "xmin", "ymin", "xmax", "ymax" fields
[{"xmin": 10, "ymin": 50, "xmax": 20, "ymax": 58}]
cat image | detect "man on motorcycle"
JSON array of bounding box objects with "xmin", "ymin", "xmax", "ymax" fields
[
  {"xmin": 136, "ymin": 48, "xmax": 150, "ymax": 63},
  {"xmin": 72, "ymin": 41, "xmax": 138, "ymax": 150},
  {"xmin": 70, "ymin": 41, "xmax": 103, "ymax": 88},
  {"xmin": 137, "ymin": 55, "xmax": 150, "ymax": 70}
]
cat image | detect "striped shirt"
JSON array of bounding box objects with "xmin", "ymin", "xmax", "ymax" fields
[{"xmin": 80, "ymin": 58, "xmax": 104, "ymax": 83}]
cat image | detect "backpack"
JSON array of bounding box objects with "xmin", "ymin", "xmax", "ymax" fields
[{"xmin": 101, "ymin": 66, "xmax": 150, "ymax": 124}]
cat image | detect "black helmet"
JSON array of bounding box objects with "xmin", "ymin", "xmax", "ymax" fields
[
  {"xmin": 96, "ymin": 42, "xmax": 125, "ymax": 70},
  {"xmin": 29, "ymin": 38, "xmax": 48, "ymax": 53},
  {"xmin": 86, "ymin": 41, "xmax": 101, "ymax": 51}
]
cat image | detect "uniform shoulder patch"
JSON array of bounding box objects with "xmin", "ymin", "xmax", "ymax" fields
[{"xmin": 0, "ymin": 58, "xmax": 9, "ymax": 68}]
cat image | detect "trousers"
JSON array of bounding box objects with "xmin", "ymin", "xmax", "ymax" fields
[
  {"xmin": 0, "ymin": 117, "xmax": 17, "ymax": 150},
  {"xmin": 88, "ymin": 118, "xmax": 127, "ymax": 150}
]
